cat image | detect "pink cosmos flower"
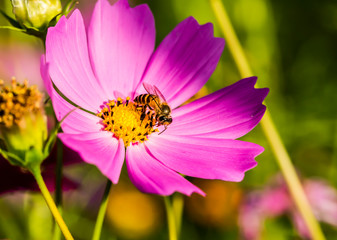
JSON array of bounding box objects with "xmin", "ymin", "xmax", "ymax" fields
[{"xmin": 42, "ymin": 0, "xmax": 268, "ymax": 196}]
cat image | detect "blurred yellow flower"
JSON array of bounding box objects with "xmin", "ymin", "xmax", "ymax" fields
[
  {"xmin": 185, "ymin": 179, "xmax": 242, "ymax": 229},
  {"xmin": 106, "ymin": 182, "xmax": 163, "ymax": 239}
]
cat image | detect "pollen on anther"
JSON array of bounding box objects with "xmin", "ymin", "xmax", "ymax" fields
[
  {"xmin": 97, "ymin": 97, "xmax": 156, "ymax": 147},
  {"xmin": 0, "ymin": 78, "xmax": 42, "ymax": 128}
]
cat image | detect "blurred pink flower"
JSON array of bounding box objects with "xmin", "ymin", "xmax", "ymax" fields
[
  {"xmin": 0, "ymin": 43, "xmax": 45, "ymax": 90},
  {"xmin": 43, "ymin": 0, "xmax": 268, "ymax": 196},
  {"xmin": 239, "ymin": 176, "xmax": 337, "ymax": 239}
]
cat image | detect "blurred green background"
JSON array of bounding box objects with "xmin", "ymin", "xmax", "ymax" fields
[{"xmin": 0, "ymin": 0, "xmax": 337, "ymax": 239}]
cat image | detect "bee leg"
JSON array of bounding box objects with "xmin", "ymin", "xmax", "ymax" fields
[
  {"xmin": 158, "ymin": 126, "xmax": 168, "ymax": 135},
  {"xmin": 149, "ymin": 112, "xmax": 155, "ymax": 127},
  {"xmin": 140, "ymin": 105, "xmax": 150, "ymax": 125},
  {"xmin": 140, "ymin": 112, "xmax": 146, "ymax": 121}
]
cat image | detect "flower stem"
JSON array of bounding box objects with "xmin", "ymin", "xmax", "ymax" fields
[
  {"xmin": 164, "ymin": 196, "xmax": 178, "ymax": 240},
  {"xmin": 53, "ymin": 139, "xmax": 64, "ymax": 240},
  {"xmin": 92, "ymin": 179, "xmax": 112, "ymax": 240},
  {"xmin": 31, "ymin": 166, "xmax": 74, "ymax": 240},
  {"xmin": 172, "ymin": 193, "xmax": 184, "ymax": 237},
  {"xmin": 209, "ymin": 0, "xmax": 326, "ymax": 239}
]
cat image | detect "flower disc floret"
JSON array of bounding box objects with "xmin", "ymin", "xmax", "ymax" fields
[
  {"xmin": 0, "ymin": 78, "xmax": 47, "ymax": 168},
  {"xmin": 0, "ymin": 78, "xmax": 42, "ymax": 128},
  {"xmin": 97, "ymin": 97, "xmax": 157, "ymax": 147}
]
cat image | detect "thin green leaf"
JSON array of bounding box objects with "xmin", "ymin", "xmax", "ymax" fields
[
  {"xmin": 0, "ymin": 10, "xmax": 23, "ymax": 29},
  {"xmin": 0, "ymin": 25, "xmax": 25, "ymax": 32},
  {"xmin": 43, "ymin": 107, "xmax": 79, "ymax": 158},
  {"xmin": 48, "ymin": 13, "xmax": 62, "ymax": 27},
  {"xmin": 52, "ymin": 80, "xmax": 96, "ymax": 116},
  {"xmin": 62, "ymin": 0, "xmax": 78, "ymax": 16},
  {"xmin": 0, "ymin": 148, "xmax": 24, "ymax": 167}
]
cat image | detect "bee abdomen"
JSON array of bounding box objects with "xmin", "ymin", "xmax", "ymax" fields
[{"xmin": 134, "ymin": 94, "xmax": 157, "ymax": 105}]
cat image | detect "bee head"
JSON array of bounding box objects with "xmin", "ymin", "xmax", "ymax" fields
[
  {"xmin": 158, "ymin": 115, "xmax": 172, "ymax": 125},
  {"xmin": 161, "ymin": 105, "xmax": 171, "ymax": 114}
]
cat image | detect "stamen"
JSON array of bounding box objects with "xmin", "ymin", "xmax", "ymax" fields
[
  {"xmin": 0, "ymin": 78, "xmax": 42, "ymax": 128},
  {"xmin": 97, "ymin": 97, "xmax": 158, "ymax": 147}
]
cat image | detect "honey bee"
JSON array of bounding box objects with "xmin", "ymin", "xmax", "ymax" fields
[{"xmin": 134, "ymin": 83, "xmax": 172, "ymax": 134}]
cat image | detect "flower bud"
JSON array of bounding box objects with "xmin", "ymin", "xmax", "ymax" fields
[
  {"xmin": 11, "ymin": 0, "xmax": 62, "ymax": 30},
  {"xmin": 0, "ymin": 78, "xmax": 47, "ymax": 169}
]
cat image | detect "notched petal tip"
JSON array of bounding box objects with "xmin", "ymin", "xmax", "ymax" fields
[
  {"xmin": 48, "ymin": 9, "xmax": 82, "ymax": 34},
  {"xmin": 243, "ymin": 76, "xmax": 269, "ymax": 98}
]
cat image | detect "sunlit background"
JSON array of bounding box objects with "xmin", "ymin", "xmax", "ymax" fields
[{"xmin": 0, "ymin": 0, "xmax": 337, "ymax": 239}]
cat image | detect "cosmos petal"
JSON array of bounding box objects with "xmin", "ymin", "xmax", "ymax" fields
[
  {"xmin": 166, "ymin": 77, "xmax": 268, "ymax": 139},
  {"xmin": 88, "ymin": 0, "xmax": 155, "ymax": 98},
  {"xmin": 59, "ymin": 132, "xmax": 125, "ymax": 184},
  {"xmin": 140, "ymin": 17, "xmax": 224, "ymax": 108},
  {"xmin": 146, "ymin": 134, "xmax": 263, "ymax": 182},
  {"xmin": 41, "ymin": 56, "xmax": 102, "ymax": 134},
  {"xmin": 126, "ymin": 144, "xmax": 205, "ymax": 196},
  {"xmin": 52, "ymin": 92, "xmax": 103, "ymax": 134},
  {"xmin": 46, "ymin": 10, "xmax": 106, "ymax": 112}
]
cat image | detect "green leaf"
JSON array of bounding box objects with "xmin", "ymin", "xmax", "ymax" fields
[
  {"xmin": 0, "ymin": 9, "xmax": 22, "ymax": 29},
  {"xmin": 0, "ymin": 25, "xmax": 25, "ymax": 32},
  {"xmin": 0, "ymin": 148, "xmax": 24, "ymax": 168},
  {"xmin": 52, "ymin": 80, "xmax": 96, "ymax": 115},
  {"xmin": 62, "ymin": 0, "xmax": 77, "ymax": 16},
  {"xmin": 43, "ymin": 107, "xmax": 79, "ymax": 158}
]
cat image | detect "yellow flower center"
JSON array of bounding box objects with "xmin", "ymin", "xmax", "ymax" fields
[
  {"xmin": 97, "ymin": 97, "xmax": 157, "ymax": 147},
  {"xmin": 0, "ymin": 78, "xmax": 42, "ymax": 128}
]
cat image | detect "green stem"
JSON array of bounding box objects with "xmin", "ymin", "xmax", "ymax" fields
[
  {"xmin": 53, "ymin": 139, "xmax": 64, "ymax": 240},
  {"xmin": 55, "ymin": 140, "xmax": 64, "ymax": 206},
  {"xmin": 31, "ymin": 166, "xmax": 74, "ymax": 240},
  {"xmin": 172, "ymin": 193, "xmax": 184, "ymax": 238},
  {"xmin": 92, "ymin": 179, "xmax": 112, "ymax": 240},
  {"xmin": 164, "ymin": 196, "xmax": 178, "ymax": 240},
  {"xmin": 209, "ymin": 1, "xmax": 325, "ymax": 240},
  {"xmin": 329, "ymin": 120, "xmax": 337, "ymax": 184}
]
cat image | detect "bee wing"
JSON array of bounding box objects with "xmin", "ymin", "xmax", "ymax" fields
[
  {"xmin": 142, "ymin": 82, "xmax": 167, "ymax": 102},
  {"xmin": 142, "ymin": 82, "xmax": 156, "ymax": 95},
  {"xmin": 153, "ymin": 85, "xmax": 167, "ymax": 102}
]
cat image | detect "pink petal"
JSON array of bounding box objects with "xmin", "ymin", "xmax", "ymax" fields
[
  {"xmin": 0, "ymin": 44, "xmax": 44, "ymax": 91},
  {"xmin": 53, "ymin": 92, "xmax": 103, "ymax": 134},
  {"xmin": 140, "ymin": 17, "xmax": 225, "ymax": 108},
  {"xmin": 166, "ymin": 77, "xmax": 268, "ymax": 139},
  {"xmin": 41, "ymin": 56, "xmax": 102, "ymax": 134},
  {"xmin": 88, "ymin": 0, "xmax": 155, "ymax": 98},
  {"xmin": 46, "ymin": 10, "xmax": 107, "ymax": 112},
  {"xmin": 304, "ymin": 180, "xmax": 337, "ymax": 226},
  {"xmin": 126, "ymin": 144, "xmax": 204, "ymax": 196},
  {"xmin": 292, "ymin": 211, "xmax": 311, "ymax": 239},
  {"xmin": 59, "ymin": 132, "xmax": 125, "ymax": 184},
  {"xmin": 40, "ymin": 55, "xmax": 52, "ymax": 95},
  {"xmin": 146, "ymin": 134, "xmax": 263, "ymax": 182}
]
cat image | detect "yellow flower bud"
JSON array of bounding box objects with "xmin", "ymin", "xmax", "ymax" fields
[{"xmin": 11, "ymin": 0, "xmax": 62, "ymax": 30}]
